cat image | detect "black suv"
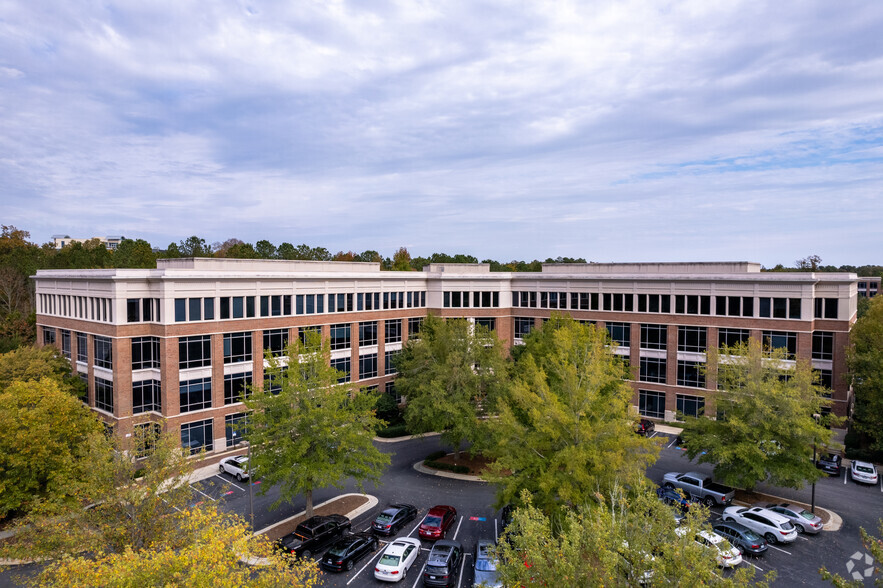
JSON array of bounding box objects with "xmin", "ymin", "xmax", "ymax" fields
[
  {"xmin": 816, "ymin": 453, "xmax": 842, "ymax": 476},
  {"xmin": 713, "ymin": 521, "xmax": 768, "ymax": 557},
  {"xmin": 371, "ymin": 503, "xmax": 418, "ymax": 536},
  {"xmin": 423, "ymin": 539, "xmax": 463, "ymax": 587}
]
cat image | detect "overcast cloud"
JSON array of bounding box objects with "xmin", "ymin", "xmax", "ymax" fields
[{"xmin": 2, "ymin": 1, "xmax": 881, "ymax": 265}]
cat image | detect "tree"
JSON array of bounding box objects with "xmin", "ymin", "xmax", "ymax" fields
[
  {"xmin": 244, "ymin": 333, "xmax": 390, "ymax": 518},
  {"xmin": 0, "ymin": 378, "xmax": 106, "ymax": 519},
  {"xmin": 161, "ymin": 242, "xmax": 182, "ymax": 258},
  {"xmin": 255, "ymin": 239, "xmax": 278, "ymax": 259},
  {"xmin": 277, "ymin": 242, "xmax": 297, "ymax": 259},
  {"xmin": 391, "ymin": 247, "xmax": 412, "ymax": 271},
  {"xmin": 32, "ymin": 503, "xmax": 321, "ymax": 588},
  {"xmin": 820, "ymin": 519, "xmax": 883, "ymax": 586},
  {"xmin": 178, "ymin": 236, "xmax": 212, "ymax": 257},
  {"xmin": 356, "ymin": 250, "xmax": 382, "ymax": 263},
  {"xmin": 848, "ymin": 296, "xmax": 883, "ymax": 453},
  {"xmin": 796, "ymin": 255, "xmax": 823, "ymax": 271},
  {"xmin": 495, "ymin": 489, "xmax": 768, "ymax": 587},
  {"xmin": 485, "ymin": 316, "xmax": 657, "ymax": 515},
  {"xmin": 680, "ymin": 339, "xmax": 835, "ymax": 491},
  {"xmin": 112, "ymin": 238, "xmax": 156, "ymax": 268},
  {"xmin": 394, "ymin": 315, "xmax": 507, "ymax": 459},
  {"xmin": 0, "ymin": 345, "xmax": 85, "ymax": 396}
]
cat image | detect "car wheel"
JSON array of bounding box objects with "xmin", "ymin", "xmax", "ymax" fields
[
  {"xmin": 301, "ymin": 550, "xmax": 311, "ymax": 560},
  {"xmin": 402, "ymin": 565, "xmax": 407, "ymax": 579},
  {"xmin": 373, "ymin": 539, "xmax": 379, "ymax": 551},
  {"xmin": 764, "ymin": 533, "xmax": 777, "ymax": 545},
  {"xmin": 664, "ymin": 482, "xmax": 675, "ymax": 489},
  {"xmin": 219, "ymin": 464, "xmax": 225, "ymax": 473},
  {"xmin": 722, "ymin": 516, "xmax": 731, "ymax": 522},
  {"xmin": 795, "ymin": 524, "xmax": 805, "ymax": 534},
  {"xmin": 236, "ymin": 473, "xmax": 243, "ymax": 482},
  {"xmin": 346, "ymin": 560, "xmax": 354, "ymax": 571},
  {"xmin": 704, "ymin": 496, "xmax": 716, "ymax": 508}
]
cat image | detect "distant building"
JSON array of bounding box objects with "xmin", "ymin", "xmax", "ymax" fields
[
  {"xmin": 33, "ymin": 259, "xmax": 858, "ymax": 456},
  {"xmin": 52, "ymin": 235, "xmax": 124, "ymax": 250},
  {"xmin": 857, "ymin": 276, "xmax": 880, "ymax": 298}
]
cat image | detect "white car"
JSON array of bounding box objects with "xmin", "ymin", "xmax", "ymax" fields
[
  {"xmin": 218, "ymin": 455, "xmax": 250, "ymax": 481},
  {"xmin": 850, "ymin": 460, "xmax": 879, "ymax": 485},
  {"xmin": 374, "ymin": 537, "xmax": 421, "ymax": 582},
  {"xmin": 676, "ymin": 528, "xmax": 742, "ymax": 568},
  {"xmin": 722, "ymin": 506, "xmax": 797, "ymax": 544}
]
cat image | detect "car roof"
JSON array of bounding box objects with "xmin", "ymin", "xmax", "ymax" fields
[
  {"xmin": 714, "ymin": 520, "xmax": 754, "ymax": 534},
  {"xmin": 853, "ymin": 460, "xmax": 876, "ymax": 467},
  {"xmin": 745, "ymin": 507, "xmax": 791, "ymax": 525},
  {"xmin": 385, "ymin": 538, "xmax": 421, "ymax": 555}
]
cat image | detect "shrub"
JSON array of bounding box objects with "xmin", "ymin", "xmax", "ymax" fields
[
  {"xmin": 425, "ymin": 450, "xmax": 447, "ymax": 461},
  {"xmin": 424, "ymin": 460, "xmax": 470, "ymax": 475},
  {"xmin": 376, "ymin": 424, "xmax": 409, "ymax": 438}
]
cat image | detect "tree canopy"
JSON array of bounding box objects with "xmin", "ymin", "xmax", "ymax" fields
[
  {"xmin": 0, "ymin": 345, "xmax": 85, "ymax": 396},
  {"xmin": 848, "ymin": 295, "xmax": 883, "ymax": 454}
]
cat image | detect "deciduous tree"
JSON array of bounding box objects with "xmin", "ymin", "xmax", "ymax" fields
[
  {"xmin": 0, "ymin": 345, "xmax": 84, "ymax": 396},
  {"xmin": 848, "ymin": 296, "xmax": 883, "ymax": 453}
]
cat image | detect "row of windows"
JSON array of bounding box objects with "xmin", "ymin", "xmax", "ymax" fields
[
  {"xmin": 638, "ymin": 390, "xmax": 706, "ymax": 419},
  {"xmin": 127, "ymin": 298, "xmax": 161, "ymax": 323},
  {"xmin": 39, "ymin": 294, "xmax": 113, "ymax": 322},
  {"xmin": 443, "ymin": 291, "xmax": 500, "ymax": 309}
]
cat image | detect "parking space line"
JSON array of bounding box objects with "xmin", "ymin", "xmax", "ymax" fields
[
  {"xmin": 215, "ymin": 474, "xmax": 244, "ymax": 492},
  {"xmin": 746, "ymin": 560, "xmax": 763, "ymax": 571},
  {"xmin": 796, "ymin": 535, "xmax": 810, "ymax": 541},
  {"xmin": 649, "ymin": 431, "xmax": 658, "ymax": 439},
  {"xmin": 190, "ymin": 484, "xmax": 217, "ymax": 502},
  {"xmin": 844, "ymin": 472, "xmax": 848, "ymax": 484},
  {"xmin": 494, "ymin": 518, "xmax": 498, "ymax": 543},
  {"xmin": 346, "ymin": 548, "xmax": 384, "ymax": 586},
  {"xmin": 457, "ymin": 551, "xmax": 467, "ymax": 588},
  {"xmin": 411, "ymin": 561, "xmax": 428, "ymax": 588},
  {"xmin": 667, "ymin": 437, "xmax": 677, "ymax": 448},
  {"xmin": 767, "ymin": 544, "xmax": 791, "ymax": 555},
  {"xmin": 451, "ymin": 515, "xmax": 465, "ymax": 540}
]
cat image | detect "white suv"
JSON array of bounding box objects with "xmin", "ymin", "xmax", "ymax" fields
[{"xmin": 721, "ymin": 506, "xmax": 797, "ymax": 544}]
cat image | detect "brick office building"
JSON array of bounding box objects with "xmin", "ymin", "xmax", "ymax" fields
[{"xmin": 33, "ymin": 259, "xmax": 858, "ymax": 456}]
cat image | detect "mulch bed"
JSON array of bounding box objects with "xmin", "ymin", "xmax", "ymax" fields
[
  {"xmin": 430, "ymin": 453, "xmax": 494, "ymax": 476},
  {"xmin": 258, "ymin": 494, "xmax": 370, "ymax": 541}
]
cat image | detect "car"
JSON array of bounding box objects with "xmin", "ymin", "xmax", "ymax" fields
[
  {"xmin": 816, "ymin": 452, "xmax": 842, "ymax": 476},
  {"xmin": 712, "ymin": 521, "xmax": 768, "ymax": 557},
  {"xmin": 635, "ymin": 419, "xmax": 655, "ymax": 436},
  {"xmin": 372, "ymin": 503, "xmax": 418, "ymax": 536},
  {"xmin": 656, "ymin": 485, "xmax": 692, "ymax": 512},
  {"xmin": 423, "ymin": 539, "xmax": 463, "ymax": 587},
  {"xmin": 218, "ymin": 455, "xmax": 250, "ymax": 481},
  {"xmin": 473, "ymin": 539, "xmax": 501, "ymax": 587},
  {"xmin": 677, "ymin": 528, "xmax": 742, "ymax": 568},
  {"xmin": 276, "ymin": 514, "xmax": 351, "ymax": 559},
  {"xmin": 760, "ymin": 503, "xmax": 823, "ymax": 534},
  {"xmin": 320, "ymin": 532, "xmax": 379, "ymax": 572},
  {"xmin": 419, "ymin": 505, "xmax": 457, "ymax": 540},
  {"xmin": 374, "ymin": 537, "xmax": 421, "ymax": 583},
  {"xmin": 850, "ymin": 460, "xmax": 879, "ymax": 485},
  {"xmin": 721, "ymin": 506, "xmax": 797, "ymax": 544}
]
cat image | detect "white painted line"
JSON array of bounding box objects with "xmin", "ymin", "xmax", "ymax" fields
[
  {"xmin": 452, "ymin": 515, "xmax": 465, "ymax": 541},
  {"xmin": 457, "ymin": 551, "xmax": 466, "ymax": 588},
  {"xmin": 215, "ymin": 474, "xmax": 244, "ymax": 492},
  {"xmin": 347, "ymin": 548, "xmax": 384, "ymax": 586},
  {"xmin": 746, "ymin": 560, "xmax": 763, "ymax": 571},
  {"xmin": 767, "ymin": 544, "xmax": 792, "ymax": 555},
  {"xmin": 411, "ymin": 561, "xmax": 428, "ymax": 588},
  {"xmin": 796, "ymin": 535, "xmax": 810, "ymax": 541},
  {"xmin": 844, "ymin": 472, "xmax": 848, "ymax": 484},
  {"xmin": 190, "ymin": 484, "xmax": 217, "ymax": 502},
  {"xmin": 494, "ymin": 518, "xmax": 498, "ymax": 543},
  {"xmin": 649, "ymin": 431, "xmax": 658, "ymax": 439},
  {"xmin": 667, "ymin": 437, "xmax": 677, "ymax": 448},
  {"xmin": 408, "ymin": 517, "xmax": 424, "ymax": 537}
]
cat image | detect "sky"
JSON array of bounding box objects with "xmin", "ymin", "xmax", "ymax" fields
[{"xmin": 2, "ymin": 1, "xmax": 882, "ymax": 266}]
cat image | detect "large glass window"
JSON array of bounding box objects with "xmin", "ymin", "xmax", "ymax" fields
[
  {"xmin": 330, "ymin": 357, "xmax": 351, "ymax": 383},
  {"xmin": 94, "ymin": 336, "xmax": 113, "ymax": 369},
  {"xmin": 639, "ymin": 357, "xmax": 666, "ymax": 383},
  {"xmin": 640, "ymin": 324, "xmax": 667, "ymax": 350},
  {"xmin": 359, "ymin": 321, "xmax": 378, "ymax": 347},
  {"xmin": 514, "ymin": 317, "xmax": 534, "ymax": 339},
  {"xmin": 676, "ymin": 394, "xmax": 705, "ymax": 418},
  {"xmin": 225, "ymin": 413, "xmax": 249, "ymax": 448},
  {"xmin": 60, "ymin": 330, "xmax": 71, "ymax": 359},
  {"xmin": 385, "ymin": 350, "xmax": 399, "ymax": 375},
  {"xmin": 181, "ymin": 419, "xmax": 213, "ymax": 455},
  {"xmin": 678, "ymin": 327, "xmax": 707, "ymax": 353},
  {"xmin": 95, "ymin": 377, "xmax": 113, "ymax": 412},
  {"xmin": 763, "ymin": 331, "xmax": 797, "ymax": 359},
  {"xmin": 43, "ymin": 327, "xmax": 56, "ymax": 345},
  {"xmin": 76, "ymin": 332, "xmax": 88, "ymax": 363},
  {"xmin": 175, "ymin": 299, "xmax": 186, "ymax": 322},
  {"xmin": 814, "ymin": 298, "xmax": 839, "ymax": 319},
  {"xmin": 677, "ymin": 361, "xmax": 705, "ymax": 388},
  {"xmin": 134, "ymin": 422, "xmax": 162, "ymax": 458},
  {"xmin": 718, "ymin": 328, "xmax": 749, "ymax": 349},
  {"xmin": 179, "ymin": 335, "xmax": 211, "ymax": 369},
  {"xmin": 408, "ymin": 317, "xmax": 424, "ymax": 338},
  {"xmin": 330, "ymin": 324, "xmax": 351, "ymax": 350},
  {"xmin": 606, "ymin": 322, "xmax": 631, "ymax": 347},
  {"xmin": 812, "ymin": 332, "xmax": 833, "ymax": 360},
  {"xmin": 298, "ymin": 326, "xmax": 321, "ymax": 349},
  {"xmin": 639, "ymin": 390, "xmax": 665, "ymax": 419},
  {"xmin": 132, "ymin": 336, "xmax": 160, "ymax": 370},
  {"xmin": 223, "ymin": 332, "xmax": 253, "ymax": 364},
  {"xmin": 224, "ymin": 372, "xmax": 252, "ymax": 404},
  {"xmin": 359, "ymin": 354, "xmax": 378, "ymax": 380},
  {"xmin": 263, "ymin": 329, "xmax": 289, "ymax": 357},
  {"xmin": 133, "ymin": 380, "xmax": 161, "ymax": 413},
  {"xmin": 385, "ymin": 319, "xmax": 402, "ymax": 344},
  {"xmin": 475, "ymin": 318, "xmax": 496, "ymax": 331},
  {"xmin": 180, "ymin": 377, "xmax": 212, "ymax": 412}
]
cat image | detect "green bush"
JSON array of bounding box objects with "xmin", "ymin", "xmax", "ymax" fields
[
  {"xmin": 376, "ymin": 424, "xmax": 409, "ymax": 438},
  {"xmin": 425, "ymin": 450, "xmax": 447, "ymax": 461},
  {"xmin": 424, "ymin": 460, "xmax": 470, "ymax": 475}
]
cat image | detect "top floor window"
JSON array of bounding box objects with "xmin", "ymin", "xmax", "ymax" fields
[
  {"xmin": 219, "ymin": 296, "xmax": 256, "ymax": 320},
  {"xmin": 604, "ymin": 293, "xmax": 635, "ymax": 312},
  {"xmin": 814, "ymin": 298, "xmax": 838, "ymax": 319},
  {"xmin": 759, "ymin": 297, "xmax": 801, "ymax": 319}
]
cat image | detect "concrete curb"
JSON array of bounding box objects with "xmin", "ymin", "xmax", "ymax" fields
[
  {"xmin": 413, "ymin": 460, "xmax": 486, "ymax": 482},
  {"xmin": 374, "ymin": 432, "xmax": 441, "ymax": 444}
]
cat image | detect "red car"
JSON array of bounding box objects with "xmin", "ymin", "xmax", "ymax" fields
[{"xmin": 418, "ymin": 505, "xmax": 457, "ymax": 540}]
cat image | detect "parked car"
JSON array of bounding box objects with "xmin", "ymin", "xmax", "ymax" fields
[
  {"xmin": 218, "ymin": 455, "xmax": 250, "ymax": 481},
  {"xmin": 662, "ymin": 472, "xmax": 735, "ymax": 507},
  {"xmin": 419, "ymin": 505, "xmax": 457, "ymax": 540},
  {"xmin": 320, "ymin": 532, "xmax": 378, "ymax": 572},
  {"xmin": 372, "ymin": 503, "xmax": 418, "ymax": 536},
  {"xmin": 676, "ymin": 528, "xmax": 742, "ymax": 568},
  {"xmin": 276, "ymin": 514, "xmax": 351, "ymax": 559},
  {"xmin": 656, "ymin": 485, "xmax": 692, "ymax": 512},
  {"xmin": 712, "ymin": 521, "xmax": 768, "ymax": 557},
  {"xmin": 760, "ymin": 503, "xmax": 823, "ymax": 534},
  {"xmin": 816, "ymin": 452, "xmax": 842, "ymax": 476},
  {"xmin": 374, "ymin": 537, "xmax": 421, "ymax": 583},
  {"xmin": 473, "ymin": 539, "xmax": 501, "ymax": 588},
  {"xmin": 423, "ymin": 539, "xmax": 464, "ymax": 587},
  {"xmin": 635, "ymin": 419, "xmax": 656, "ymax": 436},
  {"xmin": 850, "ymin": 460, "xmax": 879, "ymax": 485},
  {"xmin": 721, "ymin": 506, "xmax": 797, "ymax": 544}
]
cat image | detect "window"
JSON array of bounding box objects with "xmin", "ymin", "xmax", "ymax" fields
[
  {"xmin": 76, "ymin": 332, "xmax": 88, "ymax": 362},
  {"xmin": 132, "ymin": 337, "xmax": 160, "ymax": 370},
  {"xmin": 180, "ymin": 377, "xmax": 212, "ymax": 412},
  {"xmin": 330, "ymin": 324, "xmax": 351, "ymax": 350},
  {"xmin": 678, "ymin": 327, "xmax": 707, "ymax": 353},
  {"xmin": 359, "ymin": 354, "xmax": 378, "ymax": 380},
  {"xmin": 299, "ymin": 326, "xmax": 321, "ymax": 349},
  {"xmin": 330, "ymin": 293, "xmax": 353, "ymax": 313},
  {"xmin": 330, "ymin": 357, "xmax": 351, "ymax": 383},
  {"xmin": 718, "ymin": 328, "xmax": 749, "ymax": 349},
  {"xmin": 386, "ymin": 380, "xmax": 403, "ymax": 403},
  {"xmin": 204, "ymin": 298, "xmax": 214, "ymax": 320},
  {"xmin": 816, "ymin": 369, "xmax": 833, "ymax": 390},
  {"xmin": 475, "ymin": 318, "xmax": 496, "ymax": 331},
  {"xmin": 263, "ymin": 329, "xmax": 289, "ymax": 357},
  {"xmin": 606, "ymin": 322, "xmax": 631, "ymax": 346},
  {"xmin": 540, "ymin": 292, "xmax": 566, "ymax": 309},
  {"xmin": 637, "ymin": 294, "xmax": 670, "ymax": 313},
  {"xmin": 603, "ymin": 293, "xmax": 634, "ymax": 312},
  {"xmin": 359, "ymin": 321, "xmax": 378, "ymax": 346},
  {"xmin": 385, "ymin": 350, "xmax": 399, "ymax": 375},
  {"xmin": 514, "ymin": 317, "xmax": 534, "ymax": 339},
  {"xmin": 127, "ymin": 299, "xmax": 140, "ymax": 323},
  {"xmin": 640, "ymin": 357, "xmax": 666, "ymax": 383},
  {"xmin": 42, "ymin": 327, "xmax": 56, "ymax": 345},
  {"xmin": 225, "ymin": 413, "xmax": 248, "ymax": 448},
  {"xmin": 189, "ymin": 298, "xmax": 201, "ymax": 321},
  {"xmin": 224, "ymin": 372, "xmax": 252, "ymax": 404},
  {"xmin": 759, "ymin": 297, "xmax": 800, "ymax": 319},
  {"xmin": 385, "ymin": 319, "xmax": 402, "ymax": 344},
  {"xmin": 175, "ymin": 299, "xmax": 186, "ymax": 322},
  {"xmin": 677, "ymin": 361, "xmax": 705, "ymax": 388},
  {"xmin": 94, "ymin": 336, "xmax": 113, "ymax": 369},
  {"xmin": 408, "ymin": 317, "xmax": 424, "ymax": 338},
  {"xmin": 812, "ymin": 332, "xmax": 833, "ymax": 360},
  {"xmin": 814, "ymin": 298, "xmax": 839, "ymax": 319},
  {"xmin": 60, "ymin": 330, "xmax": 71, "ymax": 359},
  {"xmin": 179, "ymin": 335, "xmax": 211, "ymax": 369},
  {"xmin": 95, "ymin": 377, "xmax": 113, "ymax": 412},
  {"xmin": 763, "ymin": 331, "xmax": 797, "ymax": 359},
  {"xmin": 181, "ymin": 419, "xmax": 213, "ymax": 455},
  {"xmin": 514, "ymin": 291, "xmax": 538, "ymax": 308},
  {"xmin": 673, "ymin": 295, "xmax": 711, "ymax": 315},
  {"xmin": 223, "ymin": 332, "xmax": 252, "ymax": 364},
  {"xmin": 640, "ymin": 324, "xmax": 667, "ymax": 350},
  {"xmin": 639, "ymin": 390, "xmax": 665, "ymax": 419},
  {"xmin": 472, "ymin": 291, "xmax": 499, "ymax": 308},
  {"xmin": 134, "ymin": 422, "xmax": 162, "ymax": 458},
  {"xmin": 133, "ymin": 380, "xmax": 161, "ymax": 413},
  {"xmin": 264, "ymin": 373, "xmax": 282, "ymax": 395},
  {"xmin": 676, "ymin": 394, "xmax": 705, "ymax": 418}
]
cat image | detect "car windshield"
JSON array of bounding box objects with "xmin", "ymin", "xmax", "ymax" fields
[
  {"xmin": 424, "ymin": 516, "xmax": 442, "ymax": 526},
  {"xmin": 857, "ymin": 465, "xmax": 875, "ymax": 474},
  {"xmin": 378, "ymin": 554, "xmax": 400, "ymax": 566},
  {"xmin": 375, "ymin": 513, "xmax": 393, "ymax": 523},
  {"xmin": 475, "ymin": 559, "xmax": 497, "ymax": 572}
]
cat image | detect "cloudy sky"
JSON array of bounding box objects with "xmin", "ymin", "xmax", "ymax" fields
[{"xmin": 2, "ymin": 1, "xmax": 882, "ymax": 265}]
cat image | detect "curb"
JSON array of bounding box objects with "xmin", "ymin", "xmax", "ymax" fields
[
  {"xmin": 374, "ymin": 432, "xmax": 441, "ymax": 444},
  {"xmin": 254, "ymin": 493, "xmax": 379, "ymax": 537},
  {"xmin": 413, "ymin": 460, "xmax": 486, "ymax": 482}
]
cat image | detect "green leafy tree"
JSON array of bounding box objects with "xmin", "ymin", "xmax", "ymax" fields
[
  {"xmin": 848, "ymin": 296, "xmax": 883, "ymax": 453},
  {"xmin": 244, "ymin": 333, "xmax": 390, "ymax": 518},
  {"xmin": 485, "ymin": 316, "xmax": 657, "ymax": 514},
  {"xmin": 225, "ymin": 241, "xmax": 259, "ymax": 258},
  {"xmin": 356, "ymin": 250, "xmax": 382, "ymax": 263},
  {"xmin": 0, "ymin": 378, "xmax": 106, "ymax": 519},
  {"xmin": 178, "ymin": 235, "xmax": 212, "ymax": 257},
  {"xmin": 112, "ymin": 238, "xmax": 157, "ymax": 268},
  {"xmin": 277, "ymin": 242, "xmax": 297, "ymax": 259},
  {"xmin": 161, "ymin": 242, "xmax": 182, "ymax": 258},
  {"xmin": 255, "ymin": 239, "xmax": 278, "ymax": 259},
  {"xmin": 680, "ymin": 339, "xmax": 835, "ymax": 491},
  {"xmin": 391, "ymin": 247, "xmax": 413, "ymax": 271},
  {"xmin": 0, "ymin": 345, "xmax": 84, "ymax": 396},
  {"xmin": 820, "ymin": 520, "xmax": 883, "ymax": 586},
  {"xmin": 394, "ymin": 315, "xmax": 507, "ymax": 458}
]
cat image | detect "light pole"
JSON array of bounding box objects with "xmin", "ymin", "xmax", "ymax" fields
[
  {"xmin": 811, "ymin": 413, "xmax": 820, "ymax": 515},
  {"xmin": 245, "ymin": 440, "xmax": 254, "ymax": 533}
]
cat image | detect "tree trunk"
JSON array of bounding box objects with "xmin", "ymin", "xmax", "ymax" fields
[{"xmin": 305, "ymin": 487, "xmax": 313, "ymax": 519}]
